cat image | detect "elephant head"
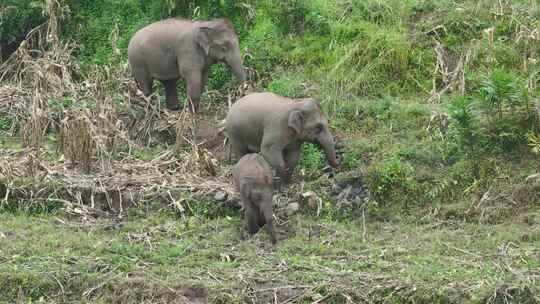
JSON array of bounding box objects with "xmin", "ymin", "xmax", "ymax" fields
[
  {"xmin": 240, "ymin": 176, "xmax": 273, "ymax": 204},
  {"xmin": 196, "ymin": 19, "xmax": 246, "ymax": 81},
  {"xmin": 288, "ymin": 99, "xmax": 341, "ymax": 168}
]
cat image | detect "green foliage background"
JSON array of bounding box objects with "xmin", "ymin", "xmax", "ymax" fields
[{"xmin": 2, "ymin": 0, "xmax": 539, "ymax": 209}]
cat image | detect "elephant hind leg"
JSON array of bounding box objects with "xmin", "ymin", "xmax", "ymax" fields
[{"xmin": 162, "ymin": 79, "xmax": 179, "ymax": 111}]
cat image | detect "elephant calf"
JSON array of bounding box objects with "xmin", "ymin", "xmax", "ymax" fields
[
  {"xmin": 128, "ymin": 18, "xmax": 246, "ymax": 113},
  {"xmin": 233, "ymin": 153, "xmax": 277, "ymax": 244},
  {"xmin": 226, "ymin": 92, "xmax": 341, "ymax": 183}
]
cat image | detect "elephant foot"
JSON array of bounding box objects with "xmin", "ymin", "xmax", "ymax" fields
[{"xmin": 166, "ymin": 104, "xmax": 181, "ymax": 111}]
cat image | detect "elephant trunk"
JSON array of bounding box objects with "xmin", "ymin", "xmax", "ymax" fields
[
  {"xmin": 318, "ymin": 130, "xmax": 340, "ymax": 168},
  {"xmin": 227, "ymin": 50, "xmax": 246, "ymax": 81}
]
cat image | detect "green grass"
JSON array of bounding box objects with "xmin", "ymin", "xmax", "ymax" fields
[{"xmin": 0, "ymin": 207, "xmax": 538, "ymax": 303}]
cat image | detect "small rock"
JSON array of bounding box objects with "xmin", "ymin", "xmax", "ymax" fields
[
  {"xmin": 214, "ymin": 191, "xmax": 227, "ymax": 202},
  {"xmin": 286, "ymin": 202, "xmax": 300, "ymax": 216},
  {"xmin": 301, "ymin": 191, "xmax": 320, "ymax": 209}
]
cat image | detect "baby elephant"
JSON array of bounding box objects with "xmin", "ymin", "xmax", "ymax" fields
[{"xmin": 233, "ymin": 153, "xmax": 277, "ymax": 244}]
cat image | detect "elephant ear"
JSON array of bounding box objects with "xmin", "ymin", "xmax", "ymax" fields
[
  {"xmin": 288, "ymin": 110, "xmax": 304, "ymax": 135},
  {"xmin": 240, "ymin": 176, "xmax": 254, "ymax": 199},
  {"xmin": 195, "ymin": 27, "xmax": 212, "ymax": 56}
]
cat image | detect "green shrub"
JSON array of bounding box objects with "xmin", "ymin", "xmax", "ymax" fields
[
  {"xmin": 0, "ymin": 199, "xmax": 63, "ymax": 215},
  {"xmin": 178, "ymin": 197, "xmax": 237, "ymax": 220},
  {"xmin": 207, "ymin": 64, "xmax": 233, "ymax": 91},
  {"xmin": 266, "ymin": 70, "xmax": 307, "ymax": 98},
  {"xmin": 447, "ymin": 96, "xmax": 485, "ymax": 177},
  {"xmin": 339, "ymin": 139, "xmax": 371, "ymax": 171},
  {"xmin": 367, "ymin": 154, "xmax": 418, "ymax": 206},
  {"xmin": 0, "ymin": 0, "xmax": 44, "ymax": 59},
  {"xmin": 254, "ymin": 0, "xmax": 330, "ymax": 36},
  {"xmin": 297, "ymin": 143, "xmax": 326, "ymax": 177},
  {"xmin": 62, "ymin": 0, "xmax": 148, "ymax": 65},
  {"xmin": 479, "ymin": 69, "xmax": 522, "ymax": 118},
  {"xmin": 477, "ymin": 69, "xmax": 537, "ymax": 153},
  {"xmin": 0, "ymin": 116, "xmax": 12, "ymax": 132}
]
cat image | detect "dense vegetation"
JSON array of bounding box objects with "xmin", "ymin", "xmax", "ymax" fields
[{"xmin": 0, "ymin": 0, "xmax": 539, "ymax": 303}]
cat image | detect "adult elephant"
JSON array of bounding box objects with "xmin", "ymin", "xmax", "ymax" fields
[
  {"xmin": 128, "ymin": 18, "xmax": 246, "ymax": 113},
  {"xmin": 226, "ymin": 92, "xmax": 341, "ymax": 183}
]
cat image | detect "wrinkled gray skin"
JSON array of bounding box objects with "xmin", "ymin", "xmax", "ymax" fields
[
  {"xmin": 128, "ymin": 18, "xmax": 246, "ymax": 113},
  {"xmin": 233, "ymin": 153, "xmax": 276, "ymax": 244},
  {"xmin": 226, "ymin": 92, "xmax": 340, "ymax": 183}
]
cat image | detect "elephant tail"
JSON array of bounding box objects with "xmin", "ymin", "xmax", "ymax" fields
[{"xmin": 226, "ymin": 137, "xmax": 232, "ymax": 163}]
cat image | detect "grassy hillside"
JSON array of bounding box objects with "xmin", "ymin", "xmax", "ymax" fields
[
  {"xmin": 4, "ymin": 0, "xmax": 535, "ymax": 208},
  {"xmin": 0, "ymin": 0, "xmax": 539, "ymax": 303}
]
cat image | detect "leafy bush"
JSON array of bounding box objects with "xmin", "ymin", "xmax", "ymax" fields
[
  {"xmin": 0, "ymin": 117, "xmax": 12, "ymax": 132},
  {"xmin": 297, "ymin": 143, "xmax": 326, "ymax": 177},
  {"xmin": 477, "ymin": 69, "xmax": 537, "ymax": 153},
  {"xmin": 62, "ymin": 0, "xmax": 148, "ymax": 65},
  {"xmin": 367, "ymin": 154, "xmax": 418, "ymax": 206},
  {"xmin": 266, "ymin": 70, "xmax": 307, "ymax": 98},
  {"xmin": 0, "ymin": 0, "xmax": 44, "ymax": 59},
  {"xmin": 447, "ymin": 96, "xmax": 485, "ymax": 177},
  {"xmin": 479, "ymin": 69, "xmax": 522, "ymax": 118}
]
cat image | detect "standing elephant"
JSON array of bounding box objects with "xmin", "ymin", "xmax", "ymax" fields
[
  {"xmin": 226, "ymin": 92, "xmax": 341, "ymax": 183},
  {"xmin": 128, "ymin": 18, "xmax": 246, "ymax": 113},
  {"xmin": 233, "ymin": 153, "xmax": 277, "ymax": 244}
]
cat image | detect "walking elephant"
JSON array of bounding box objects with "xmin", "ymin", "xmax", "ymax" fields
[
  {"xmin": 128, "ymin": 18, "xmax": 246, "ymax": 113},
  {"xmin": 226, "ymin": 92, "xmax": 341, "ymax": 183},
  {"xmin": 233, "ymin": 153, "xmax": 277, "ymax": 244}
]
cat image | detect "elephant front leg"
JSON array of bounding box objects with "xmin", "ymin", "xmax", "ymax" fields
[
  {"xmin": 244, "ymin": 201, "xmax": 260, "ymax": 235},
  {"xmin": 163, "ymin": 79, "xmax": 179, "ymax": 111},
  {"xmin": 283, "ymin": 147, "xmax": 301, "ymax": 184},
  {"xmin": 186, "ymin": 74, "xmax": 203, "ymax": 114},
  {"xmin": 261, "ymin": 203, "xmax": 277, "ymax": 244},
  {"xmin": 201, "ymin": 67, "xmax": 210, "ymax": 90}
]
